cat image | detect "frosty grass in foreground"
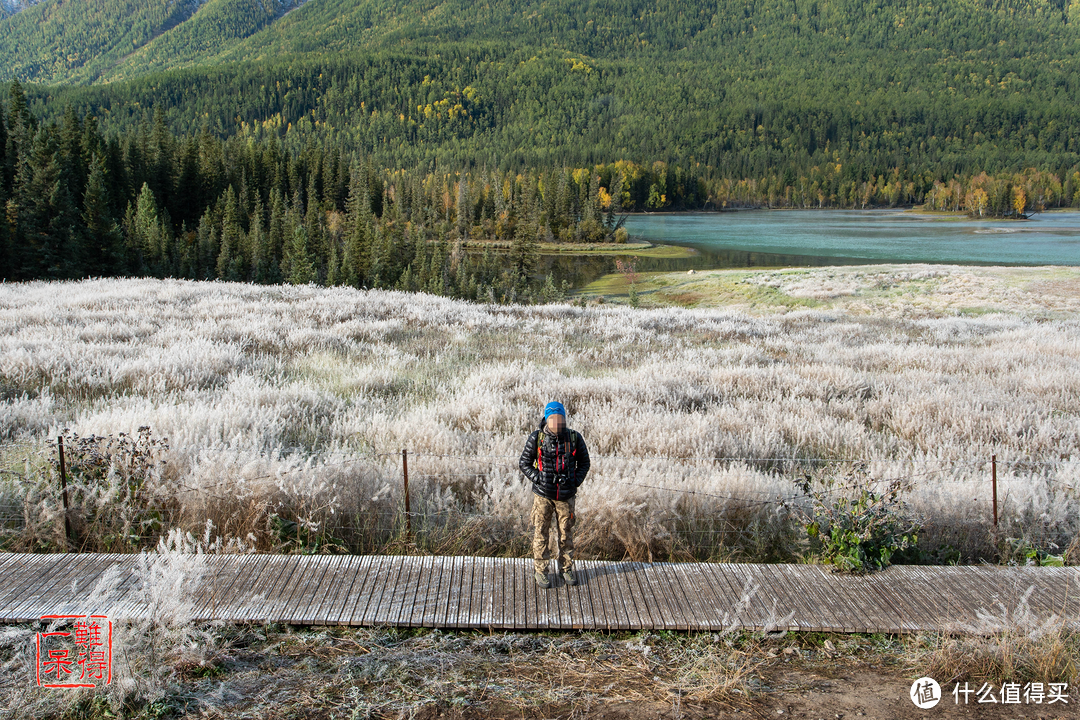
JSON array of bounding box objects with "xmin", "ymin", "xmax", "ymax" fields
[{"xmin": 0, "ymin": 270, "xmax": 1077, "ymax": 562}]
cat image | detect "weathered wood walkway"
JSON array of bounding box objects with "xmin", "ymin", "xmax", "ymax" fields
[{"xmin": 1, "ymin": 553, "xmax": 1077, "ymax": 634}]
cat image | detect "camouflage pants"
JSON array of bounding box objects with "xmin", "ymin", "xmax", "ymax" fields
[{"xmin": 531, "ymin": 494, "xmax": 575, "ymax": 574}]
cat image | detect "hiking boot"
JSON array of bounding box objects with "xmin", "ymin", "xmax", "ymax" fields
[
  {"xmin": 562, "ymin": 568, "xmax": 577, "ymax": 586},
  {"xmin": 535, "ymin": 571, "xmax": 551, "ymax": 589}
]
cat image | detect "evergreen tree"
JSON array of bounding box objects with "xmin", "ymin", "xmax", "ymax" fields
[
  {"xmin": 285, "ymin": 225, "xmax": 314, "ymax": 285},
  {"xmin": 216, "ymin": 185, "xmax": 243, "ymax": 280},
  {"xmin": 196, "ymin": 207, "xmax": 218, "ymax": 280},
  {"xmin": 250, "ymin": 194, "xmax": 267, "ymax": 283},
  {"xmin": 82, "ymin": 154, "xmax": 122, "ymax": 276},
  {"xmin": 16, "ymin": 126, "xmax": 65, "ymax": 279}
]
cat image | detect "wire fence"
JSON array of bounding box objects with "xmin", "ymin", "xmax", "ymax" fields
[{"xmin": 0, "ymin": 443, "xmax": 1076, "ymax": 555}]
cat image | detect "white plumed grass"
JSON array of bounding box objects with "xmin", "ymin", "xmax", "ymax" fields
[{"xmin": 0, "ymin": 274, "xmax": 1077, "ymax": 561}]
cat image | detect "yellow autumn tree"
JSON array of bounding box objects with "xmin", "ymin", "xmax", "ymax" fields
[
  {"xmin": 1013, "ymin": 187, "xmax": 1027, "ymax": 217},
  {"xmin": 971, "ymin": 188, "xmax": 989, "ymax": 217}
]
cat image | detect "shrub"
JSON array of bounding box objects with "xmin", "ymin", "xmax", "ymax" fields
[{"xmin": 798, "ymin": 474, "xmax": 921, "ymax": 573}]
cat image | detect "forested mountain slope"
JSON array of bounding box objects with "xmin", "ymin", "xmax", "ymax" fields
[
  {"xmin": 3, "ymin": 1, "xmax": 1080, "ymax": 288},
  {"xmin": 12, "ymin": 0, "xmax": 1077, "ymax": 177},
  {"xmin": 0, "ymin": 0, "xmax": 310, "ymax": 83}
]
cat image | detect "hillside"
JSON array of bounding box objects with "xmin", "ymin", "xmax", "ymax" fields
[
  {"xmin": 13, "ymin": 0, "xmax": 1077, "ymax": 175},
  {"xmin": 0, "ymin": 0, "xmax": 322, "ymax": 83},
  {"xmin": 0, "ymin": 0, "xmax": 206, "ymax": 83}
]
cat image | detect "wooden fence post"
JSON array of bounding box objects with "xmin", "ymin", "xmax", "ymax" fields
[
  {"xmin": 402, "ymin": 449, "xmax": 412, "ymax": 537},
  {"xmin": 991, "ymin": 454, "xmax": 998, "ymax": 528},
  {"xmin": 57, "ymin": 436, "xmax": 73, "ymax": 551}
]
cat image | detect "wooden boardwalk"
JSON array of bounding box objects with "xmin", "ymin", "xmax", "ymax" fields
[{"xmin": 1, "ymin": 553, "xmax": 1077, "ymax": 633}]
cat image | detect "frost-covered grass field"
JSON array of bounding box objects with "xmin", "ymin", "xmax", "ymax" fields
[{"xmin": 1, "ymin": 269, "xmax": 1078, "ymax": 563}]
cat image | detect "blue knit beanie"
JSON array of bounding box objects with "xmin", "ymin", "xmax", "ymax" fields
[{"xmin": 544, "ymin": 401, "xmax": 566, "ymax": 420}]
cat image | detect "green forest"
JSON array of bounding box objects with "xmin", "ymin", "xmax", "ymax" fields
[{"xmin": 3, "ymin": 0, "xmax": 1080, "ymax": 288}]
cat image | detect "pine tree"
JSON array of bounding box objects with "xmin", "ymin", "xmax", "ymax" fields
[
  {"xmin": 342, "ymin": 161, "xmax": 371, "ymax": 286},
  {"xmin": 285, "ymin": 225, "xmax": 315, "ymax": 285},
  {"xmin": 196, "ymin": 206, "xmax": 219, "ymax": 280},
  {"xmin": 250, "ymin": 195, "xmax": 267, "ymax": 283},
  {"xmin": 82, "ymin": 154, "xmax": 122, "ymax": 276},
  {"xmin": 510, "ymin": 211, "xmax": 537, "ymax": 286},
  {"xmin": 128, "ymin": 182, "xmax": 165, "ymax": 276},
  {"xmin": 17, "ymin": 126, "xmax": 65, "ymax": 279},
  {"xmin": 216, "ymin": 185, "xmax": 243, "ymax": 280},
  {"xmin": 265, "ymin": 188, "xmax": 285, "ymax": 284},
  {"xmin": 326, "ymin": 237, "xmax": 340, "ymax": 286}
]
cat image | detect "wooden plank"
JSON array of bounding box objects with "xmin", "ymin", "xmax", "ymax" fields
[
  {"xmin": 433, "ymin": 556, "xmax": 457, "ymax": 629},
  {"xmin": 389, "ymin": 556, "xmax": 421, "ymax": 627},
  {"xmin": 858, "ymin": 567, "xmax": 925, "ymax": 634},
  {"xmin": 51, "ymin": 554, "xmax": 126, "ymax": 618},
  {"xmin": 610, "ymin": 561, "xmax": 646, "ymax": 630},
  {"xmin": 492, "ymin": 557, "xmax": 510, "ymax": 629},
  {"xmin": 471, "ymin": 555, "xmax": 488, "ymax": 629},
  {"xmin": 465, "ymin": 555, "xmax": 480, "ymax": 629},
  {"xmin": 877, "ymin": 566, "xmax": 942, "ymax": 632},
  {"xmin": 625, "ymin": 562, "xmax": 663, "ymax": 630},
  {"xmin": 798, "ymin": 566, "xmax": 863, "ymax": 633},
  {"xmin": 5, "ymin": 554, "xmax": 1079, "ymax": 633},
  {"xmin": 0, "ymin": 554, "xmax": 61, "ymax": 620},
  {"xmin": 356, "ymin": 555, "xmax": 392, "ymax": 626},
  {"xmin": 1009, "ymin": 567, "xmax": 1068, "ymax": 615},
  {"xmin": 849, "ymin": 569, "xmax": 909, "ymax": 633},
  {"xmin": 503, "ymin": 558, "xmax": 518, "ymax": 629},
  {"xmin": 298, "ymin": 555, "xmax": 347, "ymax": 624},
  {"xmin": 572, "ymin": 559, "xmax": 598, "ymax": 629},
  {"xmin": 698, "ymin": 562, "xmax": 755, "ymax": 631},
  {"xmin": 526, "ymin": 557, "xmax": 549, "ymax": 630},
  {"xmin": 518, "ymin": 558, "xmax": 536, "ymax": 630},
  {"xmin": 0, "ymin": 552, "xmax": 24, "ymax": 578},
  {"xmin": 904, "ymin": 566, "xmax": 969, "ymax": 630},
  {"xmin": 651, "ymin": 562, "xmax": 696, "ymax": 631},
  {"xmin": 335, "ymin": 555, "xmax": 376, "ymax": 625},
  {"xmin": 285, "ymin": 555, "xmax": 335, "ymax": 624},
  {"xmin": 582, "ymin": 560, "xmax": 612, "ymax": 631},
  {"xmin": 75, "ymin": 554, "xmax": 133, "ymax": 619},
  {"xmin": 190, "ymin": 556, "xmax": 242, "ymax": 621},
  {"xmin": 369, "ymin": 557, "xmax": 406, "ymax": 626},
  {"xmin": 688, "ymin": 562, "xmax": 744, "ymax": 632},
  {"xmin": 640, "ymin": 562, "xmax": 682, "ymax": 630},
  {"xmin": 980, "ymin": 567, "xmax": 1065, "ymax": 620},
  {"xmin": 403, "ymin": 555, "xmax": 430, "ymax": 628},
  {"xmin": 669, "ymin": 563, "xmax": 716, "ymax": 632},
  {"xmin": 217, "ymin": 554, "xmax": 273, "ymax": 618},
  {"xmin": 6, "ymin": 553, "xmax": 91, "ymax": 621},
  {"xmin": 418, "ymin": 556, "xmax": 444, "ymax": 628},
  {"xmin": 439, "ymin": 556, "xmax": 464, "ymax": 629},
  {"xmin": 564, "ymin": 561, "xmax": 589, "ymax": 629},
  {"xmin": 548, "ymin": 561, "xmax": 569, "ymax": 630},
  {"xmin": 12, "ymin": 553, "xmax": 96, "ymax": 619},
  {"xmin": 87, "ymin": 555, "xmax": 143, "ymax": 622},
  {"xmin": 1030, "ymin": 567, "xmax": 1080, "ymax": 617},
  {"xmin": 267, "ymin": 555, "xmax": 317, "ymax": 623},
  {"xmin": 604, "ymin": 562, "xmax": 635, "ymax": 631},
  {"xmin": 0, "ymin": 553, "xmax": 41, "ymax": 616},
  {"xmin": 239, "ymin": 555, "xmax": 295, "ymax": 623},
  {"xmin": 22, "ymin": 553, "xmax": 105, "ymax": 620},
  {"xmin": 479, "ymin": 556, "xmax": 497, "ymax": 629},
  {"xmin": 791, "ymin": 564, "xmax": 852, "ymax": 633},
  {"xmin": 461, "ymin": 556, "xmax": 480, "ymax": 628},
  {"xmin": 758, "ymin": 564, "xmax": 821, "ymax": 633},
  {"xmin": 718, "ymin": 563, "xmax": 779, "ymax": 631},
  {"xmin": 308, "ymin": 555, "xmax": 354, "ymax": 625},
  {"xmin": 924, "ymin": 566, "xmax": 994, "ymax": 628},
  {"xmin": 39, "ymin": 553, "xmax": 116, "ymax": 619}
]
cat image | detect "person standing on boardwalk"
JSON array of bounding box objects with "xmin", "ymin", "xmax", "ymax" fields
[{"xmin": 519, "ymin": 401, "xmax": 591, "ymax": 589}]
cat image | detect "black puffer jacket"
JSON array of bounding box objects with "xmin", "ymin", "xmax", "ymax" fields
[{"xmin": 519, "ymin": 418, "xmax": 591, "ymax": 501}]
